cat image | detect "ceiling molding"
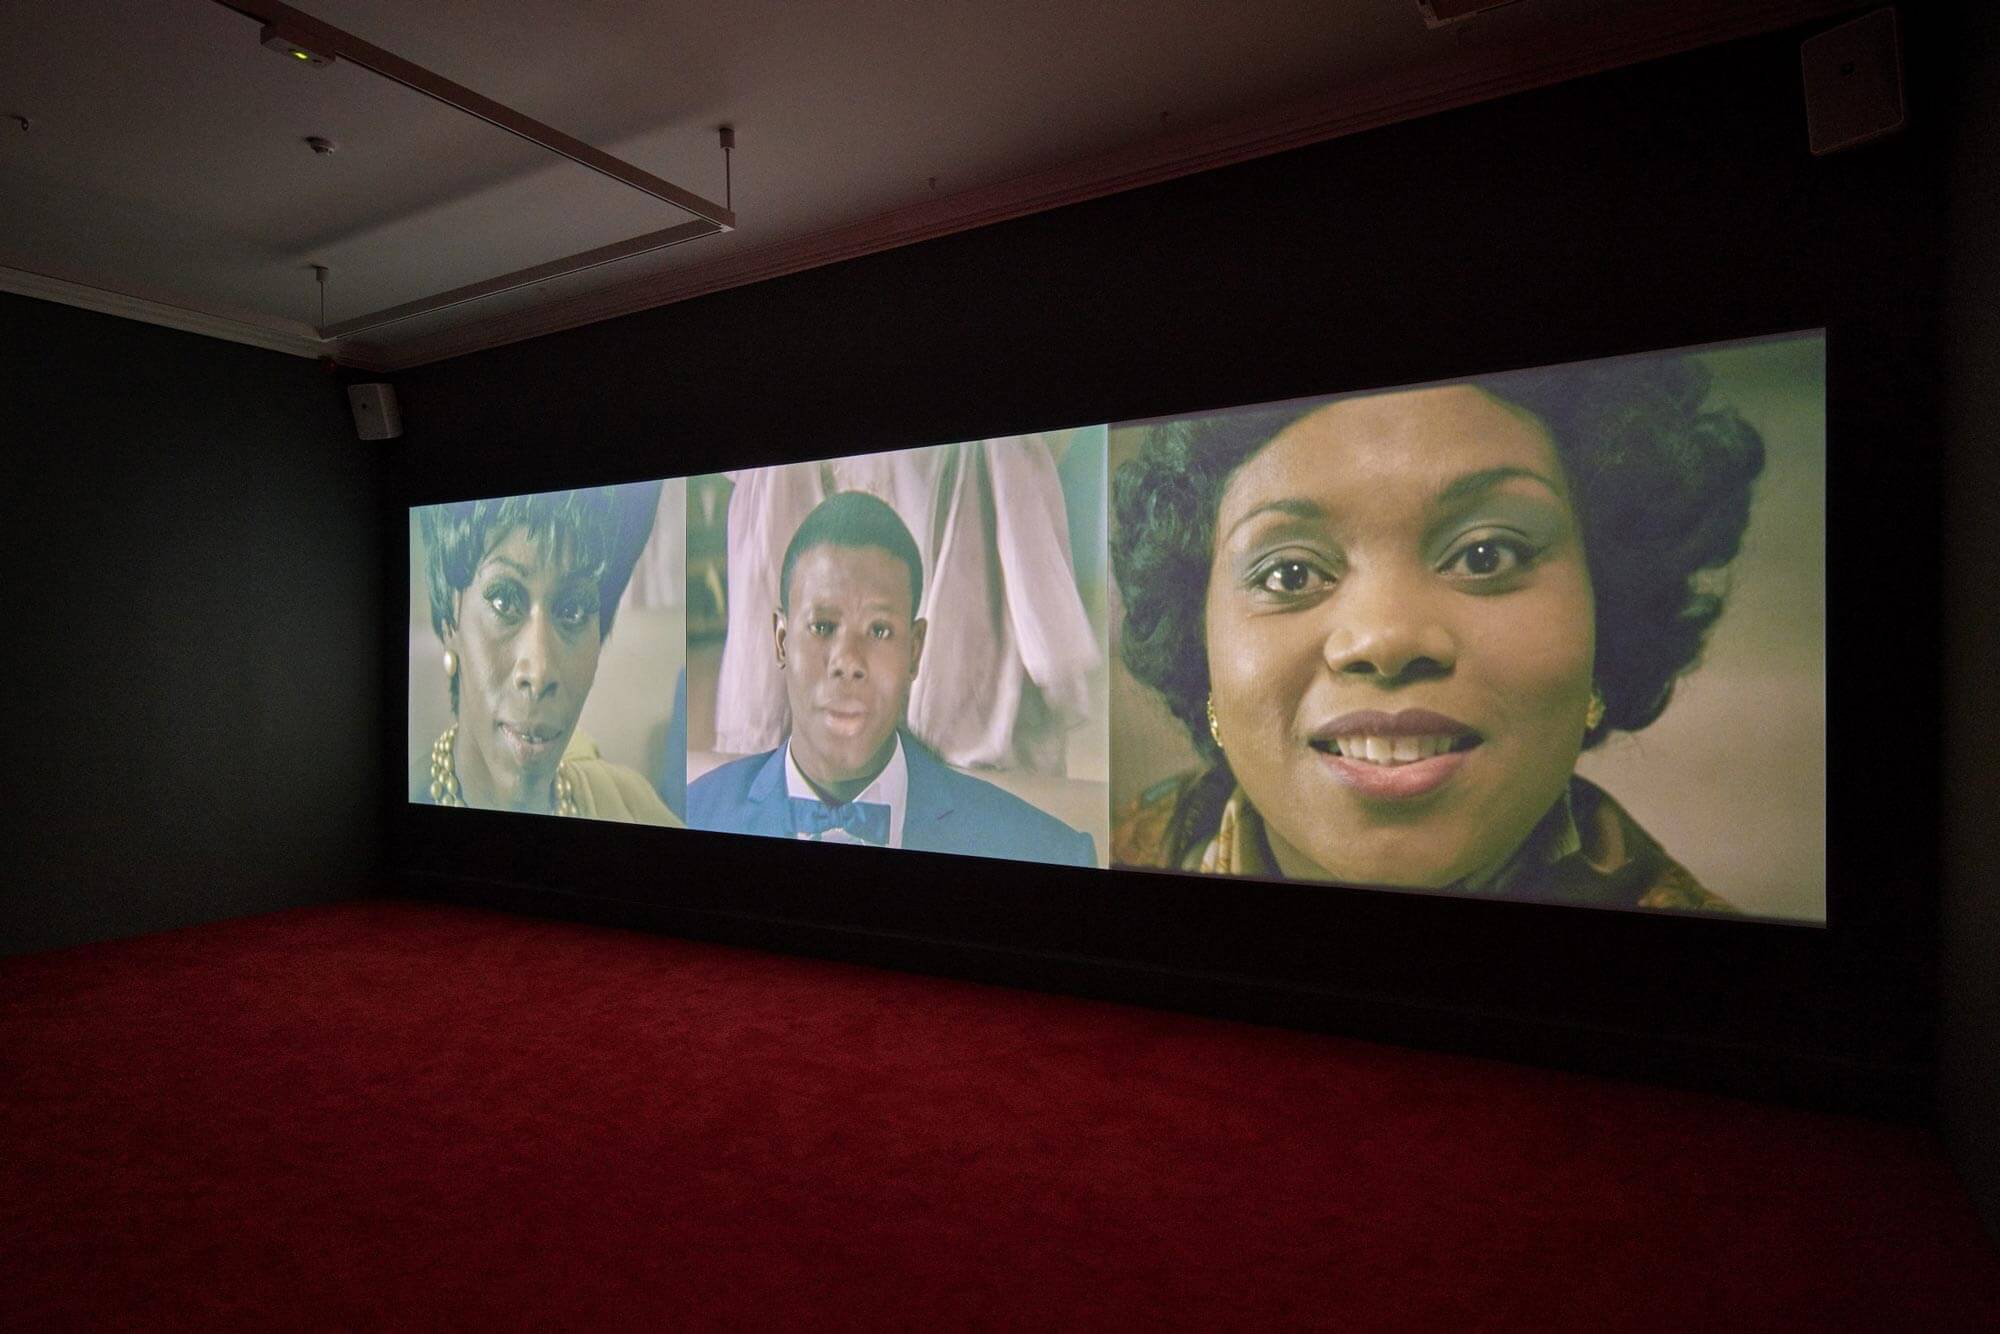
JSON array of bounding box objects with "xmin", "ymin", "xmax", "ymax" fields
[
  {"xmin": 361, "ymin": 0, "xmax": 1857, "ymax": 372},
  {"xmin": 0, "ymin": 264, "xmax": 330, "ymax": 362}
]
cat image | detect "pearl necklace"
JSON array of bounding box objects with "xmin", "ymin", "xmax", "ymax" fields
[{"xmin": 430, "ymin": 725, "xmax": 577, "ymax": 816}]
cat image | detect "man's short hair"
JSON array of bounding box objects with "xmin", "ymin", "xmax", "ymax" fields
[{"xmin": 779, "ymin": 491, "xmax": 925, "ymax": 617}]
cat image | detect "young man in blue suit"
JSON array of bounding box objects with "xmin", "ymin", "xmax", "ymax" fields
[{"xmin": 688, "ymin": 491, "xmax": 1096, "ymax": 867}]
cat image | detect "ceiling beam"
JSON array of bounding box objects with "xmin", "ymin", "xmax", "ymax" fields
[
  {"xmin": 202, "ymin": 0, "xmax": 735, "ymax": 342},
  {"xmin": 317, "ymin": 219, "xmax": 721, "ymax": 340},
  {"xmin": 210, "ymin": 0, "xmax": 734, "ymax": 228}
]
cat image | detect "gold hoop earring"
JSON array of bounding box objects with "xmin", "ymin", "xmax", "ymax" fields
[
  {"xmin": 1585, "ymin": 685, "xmax": 1606, "ymax": 732},
  {"xmin": 1207, "ymin": 693, "xmax": 1224, "ymax": 751},
  {"xmin": 442, "ymin": 649, "xmax": 458, "ymax": 680}
]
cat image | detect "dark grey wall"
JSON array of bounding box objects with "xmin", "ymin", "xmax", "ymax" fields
[
  {"xmin": 2, "ymin": 295, "xmax": 386, "ymax": 955},
  {"xmin": 1941, "ymin": 8, "xmax": 2000, "ymax": 1242}
]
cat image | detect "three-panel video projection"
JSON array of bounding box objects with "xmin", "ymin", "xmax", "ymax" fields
[{"xmin": 408, "ymin": 332, "xmax": 1828, "ymax": 922}]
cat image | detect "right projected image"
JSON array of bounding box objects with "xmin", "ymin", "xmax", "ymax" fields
[{"xmin": 1108, "ymin": 333, "xmax": 1826, "ymax": 922}]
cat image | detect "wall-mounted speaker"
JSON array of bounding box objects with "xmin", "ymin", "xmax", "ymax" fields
[
  {"xmin": 347, "ymin": 382, "xmax": 401, "ymax": 440},
  {"xmin": 1802, "ymin": 8, "xmax": 1905, "ymax": 156}
]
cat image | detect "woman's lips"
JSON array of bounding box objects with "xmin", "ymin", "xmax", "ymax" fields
[
  {"xmin": 1315, "ymin": 747, "xmax": 1470, "ymax": 799},
  {"xmin": 1327, "ymin": 733, "xmax": 1460, "ymax": 763},
  {"xmin": 1308, "ymin": 708, "xmax": 1479, "ymax": 800},
  {"xmin": 498, "ymin": 721, "xmax": 563, "ymax": 766}
]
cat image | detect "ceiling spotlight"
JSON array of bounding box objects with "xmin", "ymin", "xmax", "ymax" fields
[{"xmin": 260, "ymin": 23, "xmax": 334, "ymax": 66}]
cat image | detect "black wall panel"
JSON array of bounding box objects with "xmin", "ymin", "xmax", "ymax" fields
[{"xmin": 1939, "ymin": 3, "xmax": 2000, "ymax": 1243}]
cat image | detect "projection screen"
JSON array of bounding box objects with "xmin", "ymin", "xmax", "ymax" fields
[{"xmin": 408, "ymin": 332, "xmax": 1825, "ymax": 922}]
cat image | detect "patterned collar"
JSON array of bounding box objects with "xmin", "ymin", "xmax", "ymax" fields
[{"xmin": 1193, "ymin": 783, "xmax": 1582, "ymax": 892}]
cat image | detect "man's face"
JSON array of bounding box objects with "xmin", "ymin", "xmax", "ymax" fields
[{"xmin": 776, "ymin": 543, "xmax": 925, "ymax": 801}]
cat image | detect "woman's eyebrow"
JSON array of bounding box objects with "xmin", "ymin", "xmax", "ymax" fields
[
  {"xmin": 1223, "ymin": 497, "xmax": 1325, "ymax": 543},
  {"xmin": 1432, "ymin": 466, "xmax": 1563, "ymax": 508}
]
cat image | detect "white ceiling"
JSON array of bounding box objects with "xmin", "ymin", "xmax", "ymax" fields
[{"xmin": 0, "ymin": 0, "xmax": 1849, "ymax": 370}]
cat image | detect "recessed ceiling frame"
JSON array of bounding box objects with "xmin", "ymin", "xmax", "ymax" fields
[{"xmin": 210, "ymin": 0, "xmax": 736, "ymax": 342}]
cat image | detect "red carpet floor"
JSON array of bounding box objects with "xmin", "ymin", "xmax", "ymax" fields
[{"xmin": 2, "ymin": 900, "xmax": 1996, "ymax": 1331}]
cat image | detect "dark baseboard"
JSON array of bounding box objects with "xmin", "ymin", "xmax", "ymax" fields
[{"xmin": 397, "ymin": 869, "xmax": 1933, "ymax": 1124}]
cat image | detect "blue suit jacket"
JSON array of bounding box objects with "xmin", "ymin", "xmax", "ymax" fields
[{"xmin": 688, "ymin": 732, "xmax": 1096, "ymax": 868}]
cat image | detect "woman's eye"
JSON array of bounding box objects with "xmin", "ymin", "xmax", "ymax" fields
[
  {"xmin": 1442, "ymin": 538, "xmax": 1531, "ymax": 579},
  {"xmin": 809, "ymin": 620, "xmax": 835, "ymax": 637},
  {"xmin": 870, "ymin": 622, "xmax": 893, "ymax": 640},
  {"xmin": 1253, "ymin": 558, "xmax": 1332, "ymax": 596},
  {"xmin": 484, "ymin": 585, "xmax": 524, "ymax": 619},
  {"xmin": 556, "ymin": 598, "xmax": 593, "ymax": 630}
]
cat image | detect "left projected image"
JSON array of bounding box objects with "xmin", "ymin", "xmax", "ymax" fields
[{"xmin": 408, "ymin": 482, "xmax": 687, "ymax": 825}]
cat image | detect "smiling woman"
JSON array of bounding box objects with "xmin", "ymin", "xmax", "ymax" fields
[
  {"xmin": 1110, "ymin": 347, "xmax": 1771, "ymax": 911},
  {"xmin": 415, "ymin": 484, "xmax": 682, "ymax": 826}
]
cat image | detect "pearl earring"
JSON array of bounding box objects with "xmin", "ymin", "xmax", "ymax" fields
[{"xmin": 443, "ymin": 649, "xmax": 458, "ymax": 680}]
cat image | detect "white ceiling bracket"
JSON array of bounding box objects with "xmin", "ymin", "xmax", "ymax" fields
[
  {"xmin": 210, "ymin": 0, "xmax": 737, "ymax": 343},
  {"xmin": 720, "ymin": 125, "xmax": 735, "ymax": 211}
]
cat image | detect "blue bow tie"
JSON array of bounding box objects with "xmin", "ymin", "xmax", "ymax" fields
[{"xmin": 788, "ymin": 796, "xmax": 891, "ymax": 846}]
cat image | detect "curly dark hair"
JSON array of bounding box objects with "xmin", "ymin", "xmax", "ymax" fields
[
  {"xmin": 417, "ymin": 481, "xmax": 661, "ymax": 714},
  {"xmin": 1112, "ymin": 354, "xmax": 1766, "ymax": 796}
]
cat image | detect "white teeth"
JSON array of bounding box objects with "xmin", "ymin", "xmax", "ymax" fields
[{"xmin": 1331, "ymin": 734, "xmax": 1459, "ymax": 765}]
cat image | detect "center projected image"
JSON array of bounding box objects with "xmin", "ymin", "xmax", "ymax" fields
[
  {"xmin": 408, "ymin": 333, "xmax": 1827, "ymax": 922},
  {"xmin": 684, "ymin": 433, "xmax": 1110, "ymax": 866}
]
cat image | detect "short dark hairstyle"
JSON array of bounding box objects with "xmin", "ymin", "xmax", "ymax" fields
[
  {"xmin": 779, "ymin": 490, "xmax": 925, "ymax": 618},
  {"xmin": 1112, "ymin": 355, "xmax": 1767, "ymax": 777},
  {"xmin": 417, "ymin": 482, "xmax": 659, "ymax": 713}
]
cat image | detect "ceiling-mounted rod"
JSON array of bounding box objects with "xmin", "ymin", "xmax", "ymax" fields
[
  {"xmin": 210, "ymin": 0, "xmax": 736, "ymax": 230},
  {"xmin": 318, "ymin": 219, "xmax": 719, "ymax": 340},
  {"xmin": 720, "ymin": 125, "xmax": 734, "ymax": 211}
]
